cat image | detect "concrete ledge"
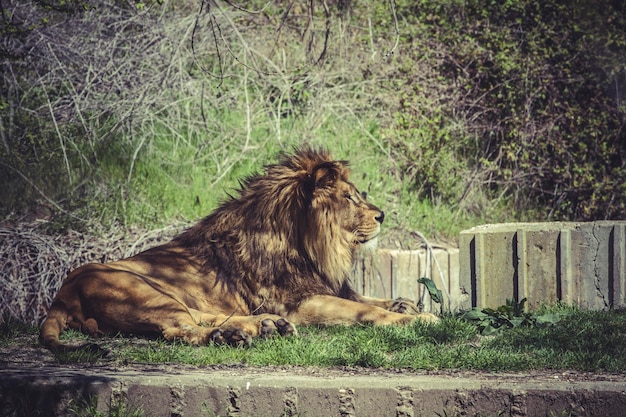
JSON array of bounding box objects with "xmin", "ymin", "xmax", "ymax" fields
[
  {"xmin": 2, "ymin": 365, "xmax": 626, "ymax": 416},
  {"xmin": 459, "ymin": 221, "xmax": 626, "ymax": 310}
]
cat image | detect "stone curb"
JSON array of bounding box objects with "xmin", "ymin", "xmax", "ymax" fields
[{"xmin": 2, "ymin": 366, "xmax": 626, "ymax": 416}]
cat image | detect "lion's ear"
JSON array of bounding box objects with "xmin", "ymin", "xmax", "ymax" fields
[{"xmin": 312, "ymin": 162, "xmax": 340, "ymax": 190}]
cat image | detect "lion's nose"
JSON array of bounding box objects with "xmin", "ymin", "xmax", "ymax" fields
[{"xmin": 375, "ymin": 211, "xmax": 385, "ymax": 224}]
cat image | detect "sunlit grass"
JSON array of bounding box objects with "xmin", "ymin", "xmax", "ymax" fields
[
  {"xmin": 88, "ymin": 108, "xmax": 493, "ymax": 243},
  {"xmin": 6, "ymin": 307, "xmax": 621, "ymax": 372}
]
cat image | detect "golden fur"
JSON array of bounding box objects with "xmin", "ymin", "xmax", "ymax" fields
[{"xmin": 40, "ymin": 148, "xmax": 437, "ymax": 351}]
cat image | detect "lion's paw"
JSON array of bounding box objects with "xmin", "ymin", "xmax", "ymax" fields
[
  {"xmin": 416, "ymin": 312, "xmax": 440, "ymax": 324},
  {"xmin": 389, "ymin": 298, "xmax": 421, "ymax": 315},
  {"xmin": 260, "ymin": 317, "xmax": 297, "ymax": 338},
  {"xmin": 210, "ymin": 327, "xmax": 252, "ymax": 347},
  {"xmin": 276, "ymin": 318, "xmax": 297, "ymax": 337}
]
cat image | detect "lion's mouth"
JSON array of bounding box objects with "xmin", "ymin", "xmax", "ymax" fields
[{"xmin": 357, "ymin": 234, "xmax": 379, "ymax": 244}]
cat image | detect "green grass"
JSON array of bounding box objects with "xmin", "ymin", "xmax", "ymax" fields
[
  {"xmin": 85, "ymin": 108, "xmax": 492, "ymax": 243},
  {"xmin": 0, "ymin": 318, "xmax": 37, "ymax": 347},
  {"xmin": 67, "ymin": 396, "xmax": 144, "ymax": 417},
  {"xmin": 7, "ymin": 306, "xmax": 621, "ymax": 373}
]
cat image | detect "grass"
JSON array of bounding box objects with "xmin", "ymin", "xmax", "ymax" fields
[
  {"xmin": 89, "ymin": 108, "xmax": 491, "ymax": 244},
  {"xmin": 79, "ymin": 104, "xmax": 488, "ymax": 245},
  {"xmin": 67, "ymin": 396, "xmax": 144, "ymax": 417},
  {"xmin": 6, "ymin": 306, "xmax": 625, "ymax": 373}
]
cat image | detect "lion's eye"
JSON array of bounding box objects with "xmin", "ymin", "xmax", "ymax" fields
[{"xmin": 344, "ymin": 192, "xmax": 354, "ymax": 202}]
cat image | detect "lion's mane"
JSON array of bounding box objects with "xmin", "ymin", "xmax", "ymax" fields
[{"xmin": 173, "ymin": 148, "xmax": 360, "ymax": 313}]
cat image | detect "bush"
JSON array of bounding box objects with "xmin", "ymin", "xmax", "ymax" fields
[{"xmin": 379, "ymin": 0, "xmax": 626, "ymax": 220}]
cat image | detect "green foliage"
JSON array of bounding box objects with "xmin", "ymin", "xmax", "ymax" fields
[
  {"xmin": 462, "ymin": 298, "xmax": 562, "ymax": 335},
  {"xmin": 488, "ymin": 308, "xmax": 626, "ymax": 371},
  {"xmin": 374, "ymin": 0, "xmax": 626, "ymax": 220},
  {"xmin": 2, "ymin": 0, "xmax": 626, "ymax": 239},
  {"xmin": 0, "ymin": 316, "xmax": 37, "ymax": 347},
  {"xmin": 418, "ymin": 278, "xmax": 562, "ymax": 336}
]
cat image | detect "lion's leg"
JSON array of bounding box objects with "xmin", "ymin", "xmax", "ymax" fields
[
  {"xmin": 356, "ymin": 295, "xmax": 440, "ymax": 324},
  {"xmin": 97, "ymin": 303, "xmax": 257, "ymax": 347},
  {"xmin": 160, "ymin": 317, "xmax": 252, "ymax": 347},
  {"xmin": 287, "ymin": 295, "xmax": 417, "ymax": 326},
  {"xmin": 188, "ymin": 310, "xmax": 296, "ymax": 338}
]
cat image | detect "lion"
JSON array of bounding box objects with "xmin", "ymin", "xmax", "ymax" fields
[{"xmin": 40, "ymin": 148, "xmax": 438, "ymax": 352}]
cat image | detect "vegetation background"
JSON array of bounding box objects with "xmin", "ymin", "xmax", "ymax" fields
[{"xmin": 1, "ymin": 0, "xmax": 625, "ymax": 243}]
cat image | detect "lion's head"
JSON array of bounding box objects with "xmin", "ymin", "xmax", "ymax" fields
[
  {"xmin": 178, "ymin": 147, "xmax": 384, "ymax": 299},
  {"xmin": 290, "ymin": 149, "xmax": 384, "ymax": 278}
]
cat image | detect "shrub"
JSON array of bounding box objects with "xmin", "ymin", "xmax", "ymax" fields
[{"xmin": 378, "ymin": 0, "xmax": 626, "ymax": 220}]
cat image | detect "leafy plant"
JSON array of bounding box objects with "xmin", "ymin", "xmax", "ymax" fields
[
  {"xmin": 417, "ymin": 276, "xmax": 445, "ymax": 316},
  {"xmin": 418, "ymin": 278, "xmax": 562, "ymax": 335},
  {"xmin": 462, "ymin": 298, "xmax": 561, "ymax": 335}
]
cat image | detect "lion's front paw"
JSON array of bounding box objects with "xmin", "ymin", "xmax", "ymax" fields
[
  {"xmin": 389, "ymin": 298, "xmax": 421, "ymax": 315},
  {"xmin": 260, "ymin": 317, "xmax": 297, "ymax": 338},
  {"xmin": 276, "ymin": 318, "xmax": 297, "ymax": 336},
  {"xmin": 210, "ymin": 327, "xmax": 252, "ymax": 347},
  {"xmin": 389, "ymin": 299, "xmax": 440, "ymax": 324},
  {"xmin": 416, "ymin": 312, "xmax": 440, "ymax": 324}
]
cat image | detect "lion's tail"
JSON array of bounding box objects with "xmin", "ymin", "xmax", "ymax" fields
[
  {"xmin": 39, "ymin": 302, "xmax": 100, "ymax": 354},
  {"xmin": 39, "ymin": 302, "xmax": 71, "ymax": 352}
]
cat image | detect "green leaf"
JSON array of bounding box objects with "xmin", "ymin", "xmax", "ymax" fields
[
  {"xmin": 481, "ymin": 323, "xmax": 500, "ymax": 336},
  {"xmin": 462, "ymin": 308, "xmax": 489, "ymax": 321},
  {"xmin": 417, "ymin": 277, "xmax": 443, "ymax": 304},
  {"xmin": 481, "ymin": 307, "xmax": 499, "ymax": 317},
  {"xmin": 536, "ymin": 313, "xmax": 561, "ymax": 326},
  {"xmin": 509, "ymin": 317, "xmax": 525, "ymax": 328}
]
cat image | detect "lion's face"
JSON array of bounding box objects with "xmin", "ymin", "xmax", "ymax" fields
[
  {"xmin": 302, "ymin": 163, "xmax": 384, "ymax": 287},
  {"xmin": 334, "ymin": 179, "xmax": 384, "ymax": 251},
  {"xmin": 307, "ymin": 160, "xmax": 384, "ymax": 256}
]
